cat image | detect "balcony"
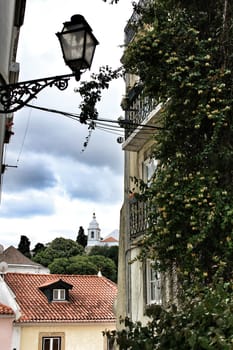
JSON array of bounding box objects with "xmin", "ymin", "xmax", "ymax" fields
[
  {"xmin": 129, "ymin": 198, "xmax": 148, "ymax": 240},
  {"xmin": 124, "ymin": 0, "xmax": 151, "ymax": 45},
  {"xmin": 121, "ymin": 85, "xmax": 161, "ymax": 152}
]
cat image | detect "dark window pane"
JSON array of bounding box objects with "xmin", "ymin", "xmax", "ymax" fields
[
  {"xmin": 53, "ymin": 338, "xmax": 60, "ymax": 350},
  {"xmin": 42, "ymin": 338, "xmax": 50, "ymax": 350},
  {"xmin": 42, "ymin": 337, "xmax": 61, "ymax": 350}
]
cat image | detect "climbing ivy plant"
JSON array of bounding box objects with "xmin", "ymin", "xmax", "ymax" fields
[
  {"xmin": 123, "ymin": 0, "xmax": 233, "ymax": 282},
  {"xmin": 103, "ymin": 0, "xmax": 233, "ymax": 348},
  {"xmin": 104, "ymin": 280, "xmax": 233, "ymax": 349}
]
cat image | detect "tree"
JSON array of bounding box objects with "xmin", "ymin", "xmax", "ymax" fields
[
  {"xmin": 105, "ymin": 245, "xmax": 119, "ymax": 267},
  {"xmin": 49, "ymin": 254, "xmax": 117, "ymax": 282},
  {"xmin": 66, "ymin": 256, "xmax": 98, "ymax": 275},
  {"xmin": 89, "ymin": 255, "xmax": 117, "ymax": 282},
  {"xmin": 48, "ymin": 257, "xmax": 69, "ymax": 274},
  {"xmin": 89, "ymin": 245, "xmax": 119, "ymax": 268},
  {"xmin": 18, "ymin": 235, "xmax": 31, "ymax": 258},
  {"xmin": 32, "ymin": 237, "xmax": 84, "ymax": 267},
  {"xmin": 31, "ymin": 242, "xmax": 45, "ymax": 256},
  {"xmin": 49, "ymin": 256, "xmax": 96, "ymax": 275},
  {"xmin": 76, "ymin": 226, "xmax": 87, "ymax": 248}
]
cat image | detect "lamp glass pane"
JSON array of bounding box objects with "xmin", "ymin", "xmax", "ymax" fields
[
  {"xmin": 84, "ymin": 32, "xmax": 96, "ymax": 66},
  {"xmin": 61, "ymin": 30, "xmax": 85, "ymax": 61}
]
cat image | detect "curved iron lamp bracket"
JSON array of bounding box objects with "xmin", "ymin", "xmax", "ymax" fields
[{"xmin": 0, "ymin": 73, "xmax": 75, "ymax": 114}]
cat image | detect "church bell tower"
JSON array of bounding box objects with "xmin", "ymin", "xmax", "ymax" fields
[{"xmin": 87, "ymin": 213, "xmax": 101, "ymax": 247}]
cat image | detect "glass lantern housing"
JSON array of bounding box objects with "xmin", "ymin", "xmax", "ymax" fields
[{"xmin": 56, "ymin": 14, "xmax": 99, "ymax": 80}]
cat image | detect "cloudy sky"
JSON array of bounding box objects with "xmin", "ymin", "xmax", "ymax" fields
[{"xmin": 0, "ymin": 0, "xmax": 134, "ymax": 249}]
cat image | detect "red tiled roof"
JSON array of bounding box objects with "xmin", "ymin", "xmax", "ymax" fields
[
  {"xmin": 0, "ymin": 302, "xmax": 14, "ymax": 316},
  {"xmin": 39, "ymin": 278, "xmax": 63, "ymax": 288},
  {"xmin": 102, "ymin": 237, "xmax": 118, "ymax": 243},
  {"xmin": 4, "ymin": 273, "xmax": 117, "ymax": 324}
]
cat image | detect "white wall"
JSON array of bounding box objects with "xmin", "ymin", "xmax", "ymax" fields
[
  {"xmin": 0, "ymin": 0, "xmax": 16, "ymax": 83},
  {"xmin": 0, "ymin": 276, "xmax": 21, "ymax": 320}
]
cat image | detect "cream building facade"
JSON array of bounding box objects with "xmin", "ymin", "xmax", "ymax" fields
[{"xmin": 117, "ymin": 0, "xmax": 177, "ymax": 327}]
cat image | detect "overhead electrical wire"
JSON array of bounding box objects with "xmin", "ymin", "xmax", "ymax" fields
[
  {"xmin": 96, "ymin": 125, "xmax": 124, "ymax": 136},
  {"xmin": 25, "ymin": 103, "xmax": 163, "ymax": 135},
  {"xmin": 2, "ymin": 100, "xmax": 163, "ymax": 182},
  {"xmin": 16, "ymin": 103, "xmax": 33, "ymax": 164},
  {"xmin": 1, "ymin": 102, "xmax": 33, "ymax": 185},
  {"xmin": 2, "ymin": 101, "xmax": 162, "ymax": 170}
]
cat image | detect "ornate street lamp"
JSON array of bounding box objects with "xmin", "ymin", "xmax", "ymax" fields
[{"xmin": 0, "ymin": 14, "xmax": 99, "ymax": 114}]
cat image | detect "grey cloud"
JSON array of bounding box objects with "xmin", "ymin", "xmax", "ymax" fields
[
  {"xmin": 3, "ymin": 154, "xmax": 57, "ymax": 193},
  {"xmin": 0, "ymin": 192, "xmax": 55, "ymax": 218},
  {"xmin": 12, "ymin": 108, "xmax": 123, "ymax": 173},
  {"xmin": 51, "ymin": 159, "xmax": 123, "ymax": 202},
  {"xmin": 64, "ymin": 173, "xmax": 123, "ymax": 202}
]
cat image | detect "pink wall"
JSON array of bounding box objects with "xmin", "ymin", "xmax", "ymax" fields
[{"xmin": 0, "ymin": 318, "xmax": 14, "ymax": 350}]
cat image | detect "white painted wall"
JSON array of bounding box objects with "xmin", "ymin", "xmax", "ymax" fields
[
  {"xmin": 0, "ymin": 0, "xmax": 16, "ymax": 191},
  {"xmin": 0, "ymin": 276, "xmax": 21, "ymax": 319},
  {"xmin": 0, "ymin": 0, "xmax": 16, "ymax": 83},
  {"xmin": 6, "ymin": 264, "xmax": 50, "ymax": 274}
]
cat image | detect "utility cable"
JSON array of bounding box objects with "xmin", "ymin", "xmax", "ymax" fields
[
  {"xmin": 25, "ymin": 103, "xmax": 163, "ymax": 131},
  {"xmin": 16, "ymin": 106, "xmax": 32, "ymax": 164}
]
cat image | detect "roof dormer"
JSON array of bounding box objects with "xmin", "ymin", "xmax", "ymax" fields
[{"xmin": 39, "ymin": 278, "xmax": 73, "ymax": 303}]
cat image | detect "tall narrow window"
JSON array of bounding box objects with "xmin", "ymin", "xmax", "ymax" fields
[
  {"xmin": 42, "ymin": 337, "xmax": 61, "ymax": 350},
  {"xmin": 142, "ymin": 158, "xmax": 158, "ymax": 185},
  {"xmin": 146, "ymin": 260, "xmax": 161, "ymax": 305},
  {"xmin": 107, "ymin": 337, "xmax": 114, "ymax": 350}
]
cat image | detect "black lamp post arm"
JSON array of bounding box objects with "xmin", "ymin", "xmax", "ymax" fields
[{"xmin": 0, "ymin": 73, "xmax": 74, "ymax": 114}]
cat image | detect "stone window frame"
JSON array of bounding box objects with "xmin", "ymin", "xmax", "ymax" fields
[{"xmin": 39, "ymin": 332, "xmax": 65, "ymax": 350}]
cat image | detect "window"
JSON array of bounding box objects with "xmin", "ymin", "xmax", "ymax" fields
[
  {"xmin": 143, "ymin": 158, "xmax": 158, "ymax": 184},
  {"xmin": 39, "ymin": 333, "xmax": 64, "ymax": 350},
  {"xmin": 53, "ymin": 289, "xmax": 65, "ymax": 301},
  {"xmin": 42, "ymin": 337, "xmax": 61, "ymax": 350},
  {"xmin": 104, "ymin": 336, "xmax": 115, "ymax": 350},
  {"xmin": 146, "ymin": 260, "xmax": 161, "ymax": 305},
  {"xmin": 91, "ymin": 231, "xmax": 95, "ymax": 238},
  {"xmin": 107, "ymin": 338, "xmax": 114, "ymax": 350}
]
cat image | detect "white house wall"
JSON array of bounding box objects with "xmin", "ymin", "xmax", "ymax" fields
[
  {"xmin": 0, "ymin": 0, "xmax": 16, "ymax": 190},
  {"xmin": 0, "ymin": 276, "xmax": 21, "ymax": 319},
  {"xmin": 0, "ymin": 0, "xmax": 25, "ymax": 192},
  {"xmin": 0, "ymin": 0, "xmax": 16, "ymax": 83},
  {"xmin": 12, "ymin": 325, "xmax": 21, "ymax": 350}
]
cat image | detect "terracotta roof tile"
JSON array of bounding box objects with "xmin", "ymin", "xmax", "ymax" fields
[
  {"xmin": 102, "ymin": 237, "xmax": 118, "ymax": 243},
  {"xmin": 39, "ymin": 278, "xmax": 62, "ymax": 288},
  {"xmin": 4, "ymin": 273, "xmax": 117, "ymax": 324},
  {"xmin": 0, "ymin": 302, "xmax": 14, "ymax": 315}
]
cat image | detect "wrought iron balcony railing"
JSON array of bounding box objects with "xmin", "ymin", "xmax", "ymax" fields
[
  {"xmin": 124, "ymin": 0, "xmax": 151, "ymax": 45},
  {"xmin": 129, "ymin": 198, "xmax": 148, "ymax": 240},
  {"xmin": 124, "ymin": 88, "xmax": 157, "ymax": 140}
]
